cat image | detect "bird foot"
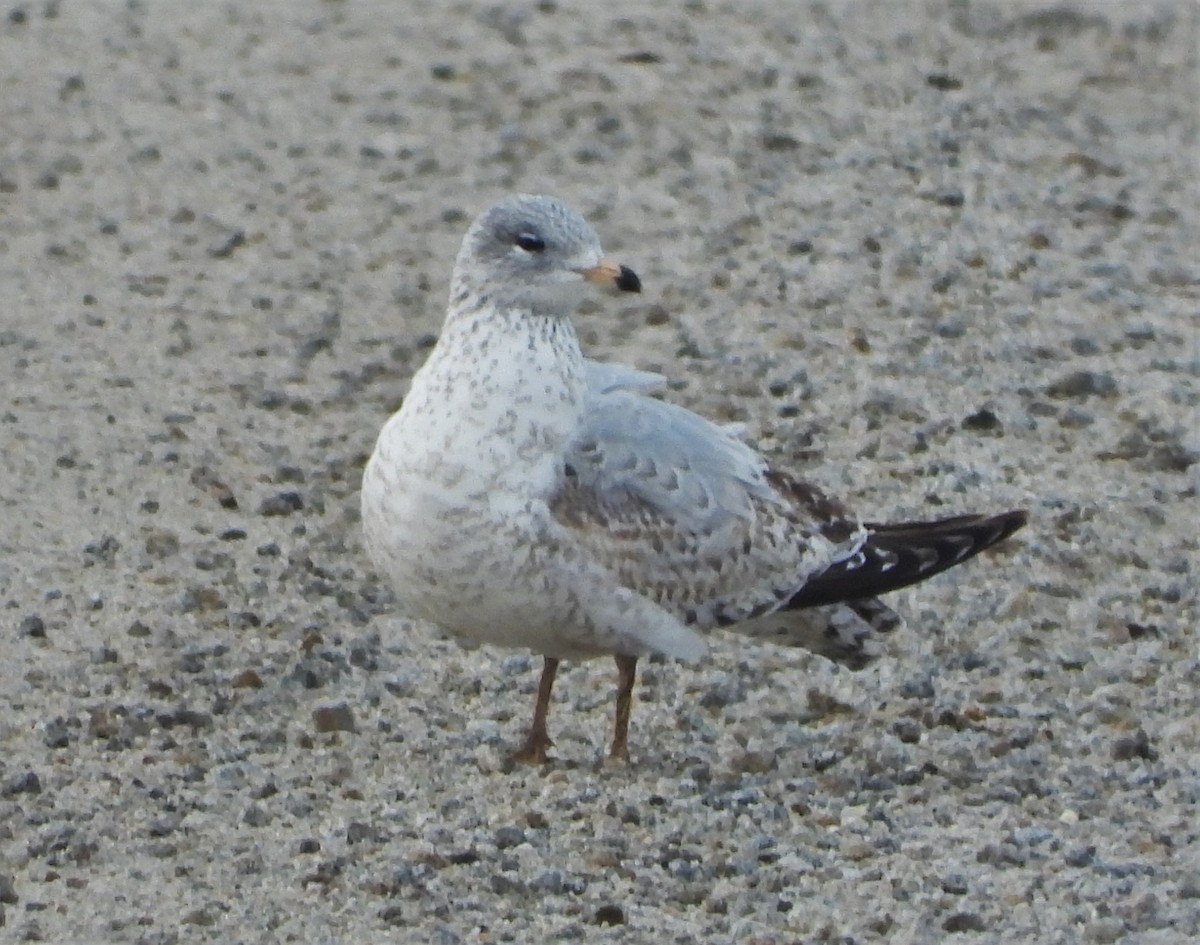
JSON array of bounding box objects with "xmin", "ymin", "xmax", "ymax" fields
[{"xmin": 510, "ymin": 728, "xmax": 553, "ymax": 765}]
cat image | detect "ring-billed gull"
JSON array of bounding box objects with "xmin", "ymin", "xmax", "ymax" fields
[{"xmin": 362, "ymin": 194, "xmax": 1026, "ymax": 763}]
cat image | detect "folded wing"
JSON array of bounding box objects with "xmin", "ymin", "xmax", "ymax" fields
[{"xmin": 551, "ymin": 368, "xmax": 866, "ymax": 630}]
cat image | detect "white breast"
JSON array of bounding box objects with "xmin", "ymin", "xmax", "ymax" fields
[{"xmin": 361, "ymin": 308, "xmax": 585, "ymax": 642}]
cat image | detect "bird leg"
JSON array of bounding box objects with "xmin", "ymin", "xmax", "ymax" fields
[
  {"xmin": 609, "ymin": 655, "xmax": 638, "ymax": 761},
  {"xmin": 511, "ymin": 656, "xmax": 559, "ymax": 764}
]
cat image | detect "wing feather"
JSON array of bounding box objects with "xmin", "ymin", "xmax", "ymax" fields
[{"xmin": 551, "ymin": 370, "xmax": 866, "ymax": 630}]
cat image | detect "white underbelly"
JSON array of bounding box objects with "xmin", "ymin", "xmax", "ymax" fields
[{"xmin": 361, "ymin": 453, "xmax": 602, "ymax": 657}]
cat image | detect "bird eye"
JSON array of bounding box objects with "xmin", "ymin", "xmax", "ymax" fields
[{"xmin": 514, "ymin": 232, "xmax": 546, "ymax": 253}]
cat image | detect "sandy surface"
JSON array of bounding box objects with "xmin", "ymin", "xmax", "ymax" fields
[{"xmin": 2, "ymin": 1, "xmax": 1198, "ymax": 942}]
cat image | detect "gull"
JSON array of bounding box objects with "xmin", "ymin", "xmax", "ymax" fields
[{"xmin": 362, "ymin": 194, "xmax": 1026, "ymax": 763}]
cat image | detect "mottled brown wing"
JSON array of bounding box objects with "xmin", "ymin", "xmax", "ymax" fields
[{"xmin": 549, "ymin": 461, "xmax": 862, "ymax": 631}]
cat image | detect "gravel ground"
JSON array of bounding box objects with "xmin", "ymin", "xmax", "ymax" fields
[{"xmin": 2, "ymin": 1, "xmax": 1198, "ymax": 943}]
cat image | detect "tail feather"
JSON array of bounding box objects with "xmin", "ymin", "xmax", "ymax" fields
[
  {"xmin": 787, "ymin": 509, "xmax": 1027, "ymax": 609},
  {"xmin": 734, "ymin": 596, "xmax": 904, "ymax": 669}
]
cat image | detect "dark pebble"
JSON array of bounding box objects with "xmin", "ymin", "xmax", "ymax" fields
[
  {"xmin": 190, "ymin": 466, "xmax": 239, "ymax": 509},
  {"xmin": 927, "ymin": 72, "xmax": 963, "ymax": 90},
  {"xmin": 896, "ymin": 765, "xmax": 925, "ymax": 785},
  {"xmin": 1065, "ymin": 845, "xmax": 1096, "ymax": 867},
  {"xmin": 298, "ymin": 838, "xmax": 321, "ymax": 855},
  {"xmin": 149, "ymin": 816, "xmax": 181, "ymax": 838},
  {"xmin": 259, "ymin": 491, "xmax": 303, "ymax": 516},
  {"xmin": 1045, "ymin": 370, "xmax": 1118, "ymax": 399},
  {"xmin": 194, "ymin": 550, "xmax": 233, "ymax": 571},
  {"xmin": 618, "ymin": 50, "xmax": 662, "ymax": 64},
  {"xmin": 227, "ymin": 611, "xmax": 261, "ymax": 630},
  {"xmin": 644, "ymin": 304, "xmax": 669, "ymax": 326},
  {"xmin": 962, "ymin": 407, "xmax": 1002, "ymax": 432},
  {"xmin": 490, "ymin": 873, "xmax": 526, "ymax": 894},
  {"xmin": 257, "ymin": 390, "xmax": 289, "ymax": 410},
  {"xmin": 812, "ymin": 750, "xmax": 842, "ymax": 772},
  {"xmin": 208, "ymin": 229, "xmax": 245, "ymax": 259},
  {"xmin": 287, "ymin": 656, "xmax": 345, "ymax": 690},
  {"xmin": 157, "ymin": 708, "xmax": 213, "ymax": 731},
  {"xmin": 699, "ymin": 677, "xmax": 746, "ymax": 709},
  {"xmin": 762, "ymin": 132, "xmax": 800, "ymax": 152},
  {"xmin": 494, "ymin": 826, "xmax": 525, "ymax": 849},
  {"xmin": 19, "ymin": 615, "xmax": 45, "ymax": 638},
  {"xmin": 83, "ymin": 535, "xmax": 120, "ymax": 562},
  {"xmin": 892, "ymin": 718, "xmax": 922, "ymax": 744},
  {"xmin": 348, "ymin": 642, "xmax": 378, "ymax": 670},
  {"xmin": 976, "ymin": 841, "xmax": 1026, "ymax": 866},
  {"xmin": 177, "ymin": 646, "xmax": 210, "ymax": 673},
  {"xmin": 900, "ymin": 675, "xmax": 935, "ymax": 700},
  {"xmin": 89, "ymin": 645, "xmax": 118, "ymax": 665},
  {"xmin": 2, "ymin": 771, "xmax": 42, "ymax": 797},
  {"xmin": 232, "ymin": 668, "xmax": 264, "ymax": 689},
  {"xmin": 943, "ymin": 912, "xmax": 986, "ymax": 933},
  {"xmin": 1112, "ymin": 727, "xmax": 1157, "ymax": 762},
  {"xmin": 312, "ymin": 702, "xmax": 356, "ymax": 733},
  {"xmin": 276, "ymin": 464, "xmax": 305, "ymax": 484},
  {"xmin": 1147, "ymin": 441, "xmax": 1198, "ymax": 473},
  {"xmin": 593, "ymin": 904, "xmax": 625, "ymax": 926},
  {"xmin": 43, "ymin": 718, "xmax": 71, "ymax": 749}
]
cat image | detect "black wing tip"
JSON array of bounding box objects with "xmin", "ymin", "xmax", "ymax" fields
[
  {"xmin": 868, "ymin": 507, "xmax": 1028, "ymax": 545},
  {"xmin": 786, "ymin": 506, "xmax": 1029, "ymax": 610},
  {"xmin": 976, "ymin": 508, "xmax": 1029, "ymax": 547}
]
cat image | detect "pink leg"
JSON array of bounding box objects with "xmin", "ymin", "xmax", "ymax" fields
[
  {"xmin": 609, "ymin": 655, "xmax": 638, "ymax": 761},
  {"xmin": 511, "ymin": 656, "xmax": 559, "ymax": 764}
]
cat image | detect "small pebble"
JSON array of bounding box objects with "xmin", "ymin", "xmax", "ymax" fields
[
  {"xmin": 259, "ymin": 491, "xmax": 304, "ymax": 516},
  {"xmin": 312, "ymin": 702, "xmax": 356, "ymax": 733},
  {"xmin": 593, "ymin": 905, "xmax": 625, "ymax": 926},
  {"xmin": 1045, "ymin": 370, "xmax": 1118, "ymax": 399}
]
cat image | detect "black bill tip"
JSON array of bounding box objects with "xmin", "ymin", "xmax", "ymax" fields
[{"xmin": 616, "ymin": 265, "xmax": 642, "ymax": 293}]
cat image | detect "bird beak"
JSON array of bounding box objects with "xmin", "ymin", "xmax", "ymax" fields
[{"xmin": 581, "ymin": 259, "xmax": 641, "ymax": 293}]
